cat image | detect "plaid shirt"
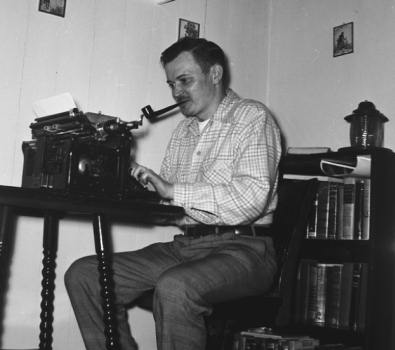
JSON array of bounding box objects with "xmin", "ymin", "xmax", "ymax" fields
[{"xmin": 160, "ymin": 89, "xmax": 282, "ymax": 226}]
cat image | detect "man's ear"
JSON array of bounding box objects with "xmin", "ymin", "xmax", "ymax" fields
[{"xmin": 210, "ymin": 64, "xmax": 223, "ymax": 85}]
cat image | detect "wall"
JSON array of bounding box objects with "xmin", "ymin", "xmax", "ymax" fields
[
  {"xmin": 267, "ymin": 0, "xmax": 395, "ymax": 151},
  {"xmin": 0, "ymin": 0, "xmax": 269, "ymax": 349}
]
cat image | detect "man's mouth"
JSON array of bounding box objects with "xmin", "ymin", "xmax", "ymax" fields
[{"xmin": 177, "ymin": 97, "xmax": 189, "ymax": 105}]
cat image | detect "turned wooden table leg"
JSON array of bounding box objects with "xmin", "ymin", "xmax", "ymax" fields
[
  {"xmin": 92, "ymin": 213, "xmax": 119, "ymax": 350},
  {"xmin": 0, "ymin": 205, "xmax": 11, "ymax": 261},
  {"xmin": 39, "ymin": 212, "xmax": 59, "ymax": 350},
  {"xmin": 0, "ymin": 205, "xmax": 13, "ymax": 344}
]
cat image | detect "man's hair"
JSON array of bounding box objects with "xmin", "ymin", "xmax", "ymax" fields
[{"xmin": 160, "ymin": 37, "xmax": 230, "ymax": 90}]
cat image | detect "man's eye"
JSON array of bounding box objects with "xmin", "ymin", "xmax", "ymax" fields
[{"xmin": 180, "ymin": 77, "xmax": 193, "ymax": 86}]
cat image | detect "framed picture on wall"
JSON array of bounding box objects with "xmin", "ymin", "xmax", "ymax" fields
[
  {"xmin": 38, "ymin": 0, "xmax": 66, "ymax": 18},
  {"xmin": 333, "ymin": 22, "xmax": 353, "ymax": 57},
  {"xmin": 178, "ymin": 19, "xmax": 200, "ymax": 40}
]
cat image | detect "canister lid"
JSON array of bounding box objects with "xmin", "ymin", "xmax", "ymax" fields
[{"xmin": 344, "ymin": 100, "xmax": 388, "ymax": 123}]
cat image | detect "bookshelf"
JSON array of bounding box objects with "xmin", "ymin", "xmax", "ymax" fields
[{"xmin": 281, "ymin": 147, "xmax": 395, "ymax": 350}]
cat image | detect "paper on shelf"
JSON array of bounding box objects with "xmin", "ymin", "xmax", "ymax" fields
[
  {"xmin": 33, "ymin": 92, "xmax": 77, "ymax": 118},
  {"xmin": 320, "ymin": 155, "xmax": 371, "ymax": 177},
  {"xmin": 287, "ymin": 146, "xmax": 331, "ymax": 154}
]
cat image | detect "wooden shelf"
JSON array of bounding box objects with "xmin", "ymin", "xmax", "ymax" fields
[{"xmin": 300, "ymin": 239, "xmax": 370, "ymax": 263}]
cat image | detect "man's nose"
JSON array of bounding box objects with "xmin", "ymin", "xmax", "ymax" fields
[{"xmin": 172, "ymin": 83, "xmax": 183, "ymax": 98}]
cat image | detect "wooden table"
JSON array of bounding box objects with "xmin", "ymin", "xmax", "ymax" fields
[{"xmin": 0, "ymin": 185, "xmax": 184, "ymax": 350}]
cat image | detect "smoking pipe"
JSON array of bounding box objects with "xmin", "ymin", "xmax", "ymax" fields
[{"xmin": 141, "ymin": 101, "xmax": 186, "ymax": 120}]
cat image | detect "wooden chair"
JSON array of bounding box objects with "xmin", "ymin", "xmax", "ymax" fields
[
  {"xmin": 205, "ymin": 178, "xmax": 318, "ymax": 349},
  {"xmin": 136, "ymin": 178, "xmax": 318, "ymax": 350}
]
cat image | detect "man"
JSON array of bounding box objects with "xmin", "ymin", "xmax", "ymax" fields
[{"xmin": 65, "ymin": 37, "xmax": 282, "ymax": 350}]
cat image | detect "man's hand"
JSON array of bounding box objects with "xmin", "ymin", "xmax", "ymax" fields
[{"xmin": 130, "ymin": 162, "xmax": 174, "ymax": 200}]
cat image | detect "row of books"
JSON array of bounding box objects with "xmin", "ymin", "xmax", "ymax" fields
[
  {"xmin": 284, "ymin": 175, "xmax": 371, "ymax": 240},
  {"xmin": 294, "ymin": 260, "xmax": 368, "ymax": 331}
]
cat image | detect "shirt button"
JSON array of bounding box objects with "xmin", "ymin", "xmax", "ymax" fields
[{"xmin": 196, "ymin": 151, "xmax": 201, "ymax": 156}]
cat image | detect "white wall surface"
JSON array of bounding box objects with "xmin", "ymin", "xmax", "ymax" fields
[
  {"xmin": 0, "ymin": 1, "xmax": 270, "ymax": 349},
  {"xmin": 267, "ymin": 0, "xmax": 395, "ymax": 151}
]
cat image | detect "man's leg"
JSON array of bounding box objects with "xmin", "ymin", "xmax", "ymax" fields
[
  {"xmin": 64, "ymin": 241, "xmax": 181, "ymax": 350},
  {"xmin": 153, "ymin": 234, "xmax": 277, "ymax": 350}
]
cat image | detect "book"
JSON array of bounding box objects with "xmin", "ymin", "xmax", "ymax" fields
[
  {"xmin": 306, "ymin": 190, "xmax": 319, "ymax": 239},
  {"xmin": 339, "ymin": 263, "xmax": 354, "ymax": 329},
  {"xmin": 316, "ymin": 182, "xmax": 331, "ymax": 239},
  {"xmin": 361, "ymin": 178, "xmax": 371, "ymax": 240},
  {"xmin": 356, "ymin": 263, "xmax": 368, "ymax": 331},
  {"xmin": 342, "ymin": 178, "xmax": 357, "ymax": 240},
  {"xmin": 327, "ymin": 183, "xmax": 340, "ymax": 239},
  {"xmin": 353, "ymin": 180, "xmax": 364, "ymax": 240},
  {"xmin": 336, "ymin": 183, "xmax": 344, "ymax": 239},
  {"xmin": 325, "ymin": 264, "xmax": 343, "ymax": 328},
  {"xmin": 308, "ymin": 263, "xmax": 328, "ymax": 326},
  {"xmin": 295, "ymin": 259, "xmax": 314, "ymax": 324},
  {"xmin": 349, "ymin": 263, "xmax": 363, "ymax": 331}
]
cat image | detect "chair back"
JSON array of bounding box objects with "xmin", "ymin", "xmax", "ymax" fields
[{"xmin": 269, "ymin": 177, "xmax": 318, "ymax": 324}]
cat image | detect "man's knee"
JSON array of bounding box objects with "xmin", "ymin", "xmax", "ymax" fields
[
  {"xmin": 154, "ymin": 270, "xmax": 201, "ymax": 312},
  {"xmin": 64, "ymin": 255, "xmax": 98, "ymax": 291}
]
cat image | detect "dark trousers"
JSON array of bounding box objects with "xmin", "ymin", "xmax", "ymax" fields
[{"xmin": 64, "ymin": 232, "xmax": 277, "ymax": 350}]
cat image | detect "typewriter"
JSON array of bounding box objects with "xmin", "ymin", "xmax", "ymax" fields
[
  {"xmin": 21, "ymin": 100, "xmax": 184, "ymax": 199},
  {"xmin": 21, "ymin": 108, "xmax": 153, "ymax": 199}
]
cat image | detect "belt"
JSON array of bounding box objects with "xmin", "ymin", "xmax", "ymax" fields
[{"xmin": 182, "ymin": 225, "xmax": 272, "ymax": 238}]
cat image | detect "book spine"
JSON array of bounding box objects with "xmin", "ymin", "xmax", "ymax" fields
[
  {"xmin": 361, "ymin": 178, "xmax": 371, "ymax": 240},
  {"xmin": 354, "ymin": 180, "xmax": 364, "ymax": 240},
  {"xmin": 355, "ymin": 263, "xmax": 369, "ymax": 332},
  {"xmin": 349, "ymin": 263, "xmax": 363, "ymax": 331},
  {"xmin": 309, "ymin": 263, "xmax": 328, "ymax": 326},
  {"xmin": 327, "ymin": 183, "xmax": 339, "ymax": 239},
  {"xmin": 336, "ymin": 183, "xmax": 344, "ymax": 239},
  {"xmin": 307, "ymin": 263, "xmax": 319, "ymax": 324},
  {"xmin": 306, "ymin": 190, "xmax": 319, "ymax": 239},
  {"xmin": 295, "ymin": 259, "xmax": 314, "ymax": 324},
  {"xmin": 342, "ymin": 178, "xmax": 356, "ymax": 240},
  {"xmin": 316, "ymin": 182, "xmax": 330, "ymax": 239},
  {"xmin": 325, "ymin": 264, "xmax": 343, "ymax": 328},
  {"xmin": 339, "ymin": 262, "xmax": 353, "ymax": 329}
]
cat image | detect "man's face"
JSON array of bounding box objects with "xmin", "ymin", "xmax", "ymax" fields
[{"xmin": 164, "ymin": 51, "xmax": 218, "ymax": 121}]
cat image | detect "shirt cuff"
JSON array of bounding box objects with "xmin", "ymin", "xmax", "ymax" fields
[{"xmin": 173, "ymin": 183, "xmax": 189, "ymax": 207}]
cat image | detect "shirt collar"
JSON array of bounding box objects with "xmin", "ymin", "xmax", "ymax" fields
[{"xmin": 187, "ymin": 89, "xmax": 240, "ymax": 131}]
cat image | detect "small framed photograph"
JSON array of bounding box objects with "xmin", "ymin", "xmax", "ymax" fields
[
  {"xmin": 333, "ymin": 22, "xmax": 353, "ymax": 57},
  {"xmin": 38, "ymin": 0, "xmax": 66, "ymax": 18},
  {"xmin": 178, "ymin": 18, "xmax": 200, "ymax": 40}
]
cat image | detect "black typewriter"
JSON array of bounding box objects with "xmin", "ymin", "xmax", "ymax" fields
[{"xmin": 21, "ymin": 108, "xmax": 155, "ymax": 200}]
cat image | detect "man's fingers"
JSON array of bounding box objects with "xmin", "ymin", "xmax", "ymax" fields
[{"xmin": 130, "ymin": 165, "xmax": 151, "ymax": 185}]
